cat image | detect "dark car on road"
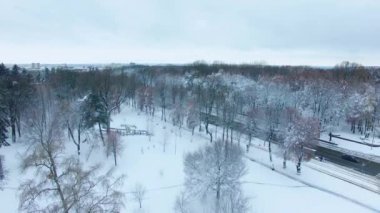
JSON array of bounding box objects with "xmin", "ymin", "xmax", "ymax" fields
[{"xmin": 341, "ymin": 154, "xmax": 360, "ymax": 163}]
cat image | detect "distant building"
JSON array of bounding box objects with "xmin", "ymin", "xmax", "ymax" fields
[{"xmin": 31, "ymin": 63, "xmax": 40, "ymax": 70}]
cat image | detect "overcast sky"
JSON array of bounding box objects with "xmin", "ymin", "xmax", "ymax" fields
[{"xmin": 0, "ymin": 0, "xmax": 379, "ymax": 66}]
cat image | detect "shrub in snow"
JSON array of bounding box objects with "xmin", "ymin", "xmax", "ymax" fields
[
  {"xmin": 133, "ymin": 183, "xmax": 146, "ymax": 209},
  {"xmin": 174, "ymin": 191, "xmax": 190, "ymax": 213}
]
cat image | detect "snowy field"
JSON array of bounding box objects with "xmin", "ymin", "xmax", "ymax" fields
[{"xmin": 1, "ymin": 105, "xmax": 380, "ymax": 212}]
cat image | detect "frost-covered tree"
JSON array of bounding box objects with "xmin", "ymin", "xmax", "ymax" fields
[
  {"xmin": 345, "ymin": 84, "xmax": 376, "ymax": 134},
  {"xmin": 171, "ymin": 102, "xmax": 186, "ymax": 133},
  {"xmin": 244, "ymin": 107, "xmax": 257, "ymax": 153},
  {"xmin": 283, "ymin": 116, "xmax": 320, "ymax": 173},
  {"xmin": 136, "ymin": 86, "xmax": 155, "ymax": 115},
  {"xmin": 184, "ymin": 140, "xmax": 247, "ymax": 212},
  {"xmin": 220, "ymin": 187, "xmax": 250, "ymax": 213},
  {"xmin": 186, "ymin": 99, "xmax": 200, "ymax": 135},
  {"xmin": 19, "ymin": 88, "xmax": 125, "ymax": 212},
  {"xmin": 156, "ymin": 77, "xmax": 169, "ymax": 121},
  {"xmin": 200, "ymin": 73, "xmax": 224, "ymax": 142},
  {"xmin": 221, "ymin": 90, "xmax": 240, "ymax": 144}
]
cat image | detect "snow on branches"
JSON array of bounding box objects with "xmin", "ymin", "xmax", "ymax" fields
[{"xmin": 283, "ymin": 115, "xmax": 320, "ymax": 173}]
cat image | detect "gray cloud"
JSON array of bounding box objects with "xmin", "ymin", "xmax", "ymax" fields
[{"xmin": 0, "ymin": 0, "xmax": 379, "ymax": 65}]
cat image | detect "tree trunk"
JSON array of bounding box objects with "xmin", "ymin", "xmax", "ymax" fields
[
  {"xmin": 230, "ymin": 128, "xmax": 233, "ymax": 144},
  {"xmin": 226, "ymin": 128, "xmax": 229, "ymax": 142},
  {"xmin": 113, "ymin": 140, "xmax": 117, "ymax": 166},
  {"xmin": 297, "ymin": 151, "xmax": 303, "ymax": 174},
  {"xmin": 48, "ymin": 151, "xmax": 69, "ymax": 213},
  {"xmin": 222, "ymin": 126, "xmax": 225, "ymax": 141},
  {"xmin": 247, "ymin": 134, "xmax": 252, "ymax": 153},
  {"xmin": 205, "ymin": 120, "xmax": 213, "ymax": 143},
  {"xmin": 269, "ymin": 141, "xmax": 273, "ymax": 162},
  {"xmin": 215, "ymin": 177, "xmax": 221, "ymax": 213},
  {"xmin": 77, "ymin": 127, "xmax": 81, "ymax": 156},
  {"xmin": 11, "ymin": 121, "xmax": 16, "ymax": 143},
  {"xmin": 296, "ymin": 158, "xmax": 302, "ymax": 174},
  {"xmin": 106, "ymin": 113, "xmax": 111, "ymax": 133},
  {"xmin": 0, "ymin": 157, "xmax": 4, "ymax": 180},
  {"xmin": 16, "ymin": 114, "xmax": 21, "ymax": 137},
  {"xmin": 98, "ymin": 122, "xmax": 105, "ymax": 146}
]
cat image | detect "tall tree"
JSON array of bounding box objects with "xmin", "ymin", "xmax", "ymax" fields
[
  {"xmin": 65, "ymin": 99, "xmax": 91, "ymax": 156},
  {"xmin": 0, "ymin": 89, "xmax": 9, "ymax": 147},
  {"xmin": 82, "ymin": 93, "xmax": 108, "ymax": 145},
  {"xmin": 283, "ymin": 116, "xmax": 320, "ymax": 173},
  {"xmin": 184, "ymin": 140, "xmax": 247, "ymax": 212},
  {"xmin": 93, "ymin": 70, "xmax": 127, "ymax": 133}
]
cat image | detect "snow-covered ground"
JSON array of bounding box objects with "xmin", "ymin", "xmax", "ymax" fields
[{"xmin": 1, "ymin": 105, "xmax": 380, "ymax": 212}]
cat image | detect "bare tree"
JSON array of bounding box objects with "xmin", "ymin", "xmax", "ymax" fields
[
  {"xmin": 19, "ymin": 87, "xmax": 125, "ymax": 212},
  {"xmin": 244, "ymin": 107, "xmax": 257, "ymax": 153},
  {"xmin": 186, "ymin": 99, "xmax": 200, "ymax": 135},
  {"xmin": 171, "ymin": 102, "xmax": 186, "ymax": 136},
  {"xmin": 200, "ymin": 74, "xmax": 222, "ymax": 143},
  {"xmin": 220, "ymin": 188, "xmax": 250, "ymax": 213},
  {"xmin": 133, "ymin": 183, "xmax": 146, "ymax": 209},
  {"xmin": 106, "ymin": 131, "xmax": 123, "ymax": 166},
  {"xmin": 174, "ymin": 191, "xmax": 190, "ymax": 213},
  {"xmin": 64, "ymin": 99, "xmax": 89, "ymax": 156},
  {"xmin": 156, "ymin": 77, "xmax": 169, "ymax": 122},
  {"xmin": 184, "ymin": 140, "xmax": 247, "ymax": 213}
]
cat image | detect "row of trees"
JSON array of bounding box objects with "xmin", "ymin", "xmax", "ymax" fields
[
  {"xmin": 18, "ymin": 62, "xmax": 375, "ymax": 143},
  {"xmin": 3, "ymin": 62, "xmax": 372, "ymax": 172},
  {"xmin": 0, "ymin": 64, "xmax": 34, "ymax": 146}
]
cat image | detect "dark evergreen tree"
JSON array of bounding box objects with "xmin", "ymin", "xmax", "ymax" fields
[
  {"xmin": 0, "ymin": 89, "xmax": 9, "ymax": 147},
  {"xmin": 82, "ymin": 93, "xmax": 108, "ymax": 145},
  {"xmin": 4, "ymin": 65, "xmax": 34, "ymax": 143},
  {"xmin": 0, "ymin": 63, "xmax": 8, "ymax": 76}
]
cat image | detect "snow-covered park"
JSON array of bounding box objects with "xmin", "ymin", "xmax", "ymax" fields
[
  {"xmin": 2, "ymin": 0, "xmax": 380, "ymax": 212},
  {"xmin": 1, "ymin": 105, "xmax": 379, "ymax": 212}
]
